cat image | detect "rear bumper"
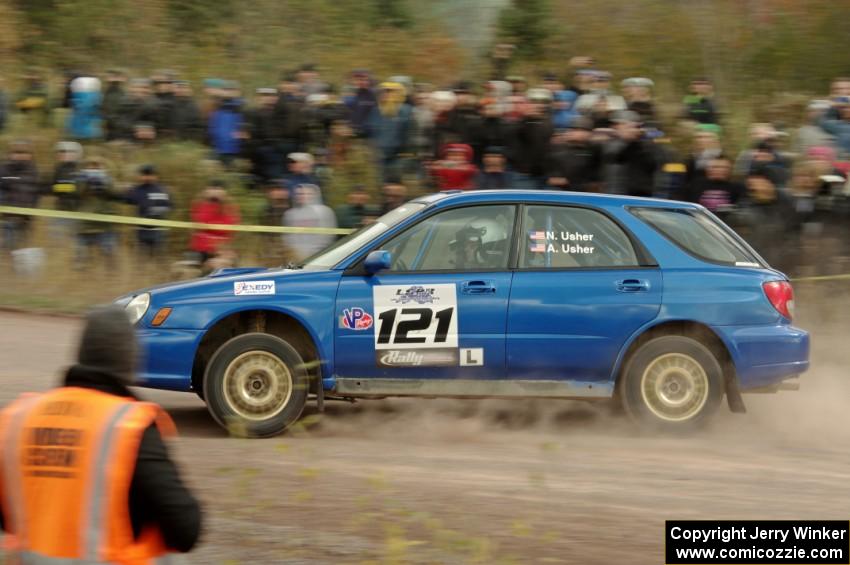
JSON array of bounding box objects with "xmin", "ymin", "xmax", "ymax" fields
[
  {"xmin": 135, "ymin": 328, "xmax": 204, "ymax": 392},
  {"xmin": 713, "ymin": 323, "xmax": 810, "ymax": 390}
]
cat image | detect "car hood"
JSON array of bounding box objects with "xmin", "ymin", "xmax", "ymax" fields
[{"xmin": 114, "ymin": 266, "xmax": 328, "ymax": 304}]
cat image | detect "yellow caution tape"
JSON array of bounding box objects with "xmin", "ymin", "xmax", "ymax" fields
[
  {"xmin": 0, "ymin": 206, "xmax": 353, "ymax": 235},
  {"xmin": 5, "ymin": 205, "xmax": 850, "ymax": 280}
]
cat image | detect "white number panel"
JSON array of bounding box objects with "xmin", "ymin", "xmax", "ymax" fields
[{"xmin": 373, "ymin": 284, "xmax": 458, "ymax": 351}]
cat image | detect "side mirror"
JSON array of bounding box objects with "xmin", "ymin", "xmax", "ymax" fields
[{"xmin": 364, "ymin": 250, "xmax": 392, "ymax": 275}]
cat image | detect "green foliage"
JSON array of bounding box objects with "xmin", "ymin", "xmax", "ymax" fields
[
  {"xmin": 167, "ymin": 0, "xmax": 237, "ymax": 36},
  {"xmin": 372, "ymin": 0, "xmax": 413, "ymax": 29},
  {"xmin": 496, "ymin": 0, "xmax": 552, "ymax": 59}
]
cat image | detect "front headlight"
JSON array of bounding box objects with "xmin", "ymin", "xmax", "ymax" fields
[{"xmin": 125, "ymin": 293, "xmax": 150, "ymax": 325}]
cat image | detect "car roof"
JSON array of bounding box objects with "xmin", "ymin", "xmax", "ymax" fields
[{"xmin": 413, "ymin": 190, "xmax": 700, "ymax": 210}]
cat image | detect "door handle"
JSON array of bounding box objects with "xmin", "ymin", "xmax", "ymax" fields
[
  {"xmin": 462, "ymin": 280, "xmax": 496, "ymax": 294},
  {"xmin": 616, "ymin": 279, "xmax": 650, "ymax": 292}
]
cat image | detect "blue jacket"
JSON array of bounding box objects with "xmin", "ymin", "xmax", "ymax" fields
[
  {"xmin": 368, "ymin": 104, "xmax": 412, "ymax": 155},
  {"xmin": 551, "ymin": 90, "xmax": 579, "ymax": 130},
  {"xmin": 67, "ymin": 90, "xmax": 102, "ymax": 140},
  {"xmin": 127, "ymin": 182, "xmax": 173, "ymax": 220},
  {"xmin": 208, "ymin": 98, "xmax": 244, "ymax": 156},
  {"xmin": 819, "ymin": 116, "xmax": 850, "ymax": 157}
]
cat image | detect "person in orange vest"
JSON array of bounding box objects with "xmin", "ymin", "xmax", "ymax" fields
[{"xmin": 0, "ymin": 306, "xmax": 201, "ymax": 564}]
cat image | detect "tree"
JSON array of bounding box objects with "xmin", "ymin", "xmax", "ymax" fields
[{"xmin": 496, "ymin": 0, "xmax": 551, "ymax": 59}]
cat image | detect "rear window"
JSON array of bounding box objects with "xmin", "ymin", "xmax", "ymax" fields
[{"xmin": 631, "ymin": 207, "xmax": 762, "ymax": 267}]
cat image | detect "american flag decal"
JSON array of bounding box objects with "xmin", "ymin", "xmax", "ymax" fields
[
  {"xmin": 529, "ymin": 243, "xmax": 546, "ymax": 253},
  {"xmin": 529, "ymin": 230, "xmax": 546, "ymax": 240}
]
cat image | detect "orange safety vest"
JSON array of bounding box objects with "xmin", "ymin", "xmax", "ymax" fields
[{"xmin": 0, "ymin": 387, "xmax": 179, "ymax": 565}]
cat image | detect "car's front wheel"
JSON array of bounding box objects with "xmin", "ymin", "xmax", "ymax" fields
[
  {"xmin": 619, "ymin": 335, "xmax": 724, "ymax": 430},
  {"xmin": 204, "ymin": 333, "xmax": 309, "ymax": 437}
]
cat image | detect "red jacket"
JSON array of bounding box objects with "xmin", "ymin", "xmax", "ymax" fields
[
  {"xmin": 189, "ymin": 199, "xmax": 240, "ymax": 254},
  {"xmin": 432, "ymin": 144, "xmax": 479, "ymax": 190}
]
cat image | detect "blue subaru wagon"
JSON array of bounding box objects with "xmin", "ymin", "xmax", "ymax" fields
[{"xmin": 116, "ymin": 190, "xmax": 809, "ymax": 436}]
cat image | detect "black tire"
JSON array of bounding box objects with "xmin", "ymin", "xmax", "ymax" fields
[
  {"xmin": 203, "ymin": 333, "xmax": 309, "ymax": 437},
  {"xmin": 618, "ymin": 335, "xmax": 724, "ymax": 430}
]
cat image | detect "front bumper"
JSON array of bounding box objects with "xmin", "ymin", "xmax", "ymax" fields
[
  {"xmin": 713, "ymin": 323, "xmax": 810, "ymax": 390},
  {"xmin": 136, "ymin": 328, "xmax": 205, "ymax": 392}
]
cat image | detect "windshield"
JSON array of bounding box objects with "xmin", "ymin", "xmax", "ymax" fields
[
  {"xmin": 301, "ymin": 203, "xmax": 427, "ymax": 270},
  {"xmin": 631, "ymin": 207, "xmax": 763, "ymax": 267}
]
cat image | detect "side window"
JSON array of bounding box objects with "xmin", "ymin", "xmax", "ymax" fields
[
  {"xmin": 381, "ymin": 205, "xmax": 516, "ymax": 272},
  {"xmin": 520, "ymin": 206, "xmax": 639, "ymax": 269}
]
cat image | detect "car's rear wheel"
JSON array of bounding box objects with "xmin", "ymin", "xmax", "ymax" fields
[
  {"xmin": 619, "ymin": 335, "xmax": 724, "ymax": 430},
  {"xmin": 203, "ymin": 333, "xmax": 308, "ymax": 437}
]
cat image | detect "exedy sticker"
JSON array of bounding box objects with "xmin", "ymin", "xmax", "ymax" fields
[
  {"xmin": 234, "ymin": 280, "xmax": 276, "ymax": 296},
  {"xmin": 341, "ymin": 307, "xmax": 373, "ymax": 330}
]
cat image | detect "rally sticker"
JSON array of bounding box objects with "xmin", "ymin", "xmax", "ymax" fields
[
  {"xmin": 529, "ymin": 230, "xmax": 595, "ymax": 254},
  {"xmin": 340, "ymin": 307, "xmax": 373, "ymax": 330},
  {"xmin": 234, "ymin": 280, "xmax": 276, "ymax": 296},
  {"xmin": 373, "ymin": 284, "xmax": 458, "ymax": 367}
]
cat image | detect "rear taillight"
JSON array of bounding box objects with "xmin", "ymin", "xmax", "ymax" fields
[{"xmin": 763, "ymin": 280, "xmax": 794, "ymax": 320}]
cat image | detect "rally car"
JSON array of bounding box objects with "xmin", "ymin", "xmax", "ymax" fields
[{"xmin": 116, "ymin": 190, "xmax": 809, "ymax": 436}]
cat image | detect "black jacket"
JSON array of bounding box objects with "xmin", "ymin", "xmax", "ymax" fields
[
  {"xmin": 0, "ymin": 366, "xmax": 202, "ymax": 553},
  {"xmin": 546, "ymin": 141, "xmax": 601, "ymax": 191}
]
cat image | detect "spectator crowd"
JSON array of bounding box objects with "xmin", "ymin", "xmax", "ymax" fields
[{"xmin": 1, "ymin": 55, "xmax": 850, "ymax": 276}]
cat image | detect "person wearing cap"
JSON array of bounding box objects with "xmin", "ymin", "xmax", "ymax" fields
[
  {"xmin": 443, "ymin": 81, "xmax": 481, "ymax": 153},
  {"xmin": 477, "ymin": 97, "xmax": 509, "ymax": 166},
  {"xmin": 126, "ymin": 165, "xmax": 173, "ymax": 261},
  {"xmin": 15, "ymin": 71, "xmax": 50, "ymax": 127},
  {"xmin": 102, "ymin": 70, "xmax": 127, "ymax": 141},
  {"xmin": 512, "ymin": 90, "xmax": 554, "ymax": 189},
  {"xmin": 50, "ymin": 141, "xmax": 84, "ymax": 213},
  {"xmin": 151, "ymin": 71, "xmax": 180, "ymax": 137},
  {"xmin": 67, "ymin": 76, "xmax": 103, "ymax": 141},
  {"xmin": 297, "ymin": 63, "xmax": 328, "ymax": 98},
  {"xmin": 273, "ymin": 71, "xmax": 305, "ymax": 160},
  {"xmin": 0, "ymin": 141, "xmax": 40, "ymax": 251},
  {"xmin": 74, "ymin": 158, "xmax": 119, "ymax": 269},
  {"xmin": 546, "ymin": 116, "xmax": 601, "ymax": 192},
  {"xmin": 245, "ymin": 87, "xmax": 281, "ymax": 181},
  {"xmin": 171, "ymin": 81, "xmax": 204, "ymax": 143},
  {"xmin": 621, "ymin": 77, "xmax": 658, "ymax": 127},
  {"xmin": 733, "ymin": 124, "xmax": 791, "ymax": 184},
  {"xmin": 284, "ymin": 152, "xmax": 322, "ymax": 195},
  {"xmin": 575, "ymin": 71, "xmax": 627, "ymax": 124},
  {"xmin": 118, "ymin": 79, "xmax": 159, "ymax": 141},
  {"xmin": 604, "ymin": 110, "xmax": 660, "ymax": 197},
  {"xmin": 346, "ymin": 70, "xmax": 377, "ymax": 139},
  {"xmin": 683, "ymin": 78, "xmax": 719, "ymax": 125},
  {"xmin": 368, "ymin": 82, "xmax": 412, "ymax": 182},
  {"xmin": 0, "ymin": 306, "xmax": 202, "ymax": 562},
  {"xmin": 475, "ymin": 146, "xmax": 515, "ymax": 190}
]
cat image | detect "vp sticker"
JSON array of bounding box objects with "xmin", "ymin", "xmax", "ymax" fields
[
  {"xmin": 341, "ymin": 307, "xmax": 373, "ymax": 330},
  {"xmin": 234, "ymin": 280, "xmax": 276, "ymax": 296}
]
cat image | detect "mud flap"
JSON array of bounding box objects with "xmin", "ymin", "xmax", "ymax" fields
[{"xmin": 725, "ymin": 371, "xmax": 746, "ymax": 413}]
